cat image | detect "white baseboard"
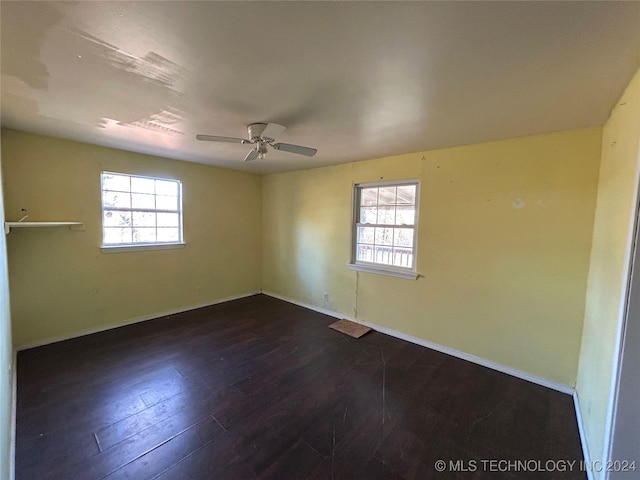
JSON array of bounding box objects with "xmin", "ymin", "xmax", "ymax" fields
[
  {"xmin": 573, "ymin": 391, "xmax": 594, "ymax": 480},
  {"xmin": 263, "ymin": 291, "xmax": 343, "ymax": 320},
  {"xmin": 16, "ymin": 291, "xmax": 261, "ymax": 351},
  {"xmin": 262, "ymin": 290, "xmax": 574, "ymax": 395},
  {"xmin": 356, "ymin": 318, "xmax": 574, "ymax": 395},
  {"xmin": 9, "ymin": 348, "xmax": 16, "ymax": 480},
  {"xmin": 10, "ymin": 289, "xmax": 590, "ymax": 476}
]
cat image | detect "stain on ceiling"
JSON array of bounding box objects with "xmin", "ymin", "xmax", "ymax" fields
[{"xmin": 1, "ymin": 1, "xmax": 639, "ymax": 174}]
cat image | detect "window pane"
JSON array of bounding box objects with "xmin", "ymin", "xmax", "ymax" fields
[
  {"xmin": 103, "ymin": 211, "xmax": 131, "ymax": 227},
  {"xmin": 375, "ymin": 227, "xmax": 394, "ymax": 246},
  {"xmin": 378, "ymin": 186, "xmax": 396, "ymax": 205},
  {"xmin": 397, "ymin": 185, "xmax": 416, "ymax": 205},
  {"xmin": 102, "ymin": 174, "xmax": 130, "ymax": 192},
  {"xmin": 156, "ymin": 195, "xmax": 178, "ymax": 211},
  {"xmin": 104, "ymin": 227, "xmax": 132, "ymax": 244},
  {"xmin": 157, "ymin": 228, "xmax": 180, "ymax": 242},
  {"xmin": 360, "ymin": 188, "xmax": 378, "ymax": 206},
  {"xmin": 132, "ymin": 193, "xmax": 155, "ymax": 209},
  {"xmin": 155, "ymin": 180, "xmax": 178, "ymax": 196},
  {"xmin": 357, "ymin": 244, "xmax": 374, "ymax": 262},
  {"xmin": 393, "ymin": 248, "xmax": 413, "ymax": 268},
  {"xmin": 377, "ymin": 206, "xmax": 395, "ymax": 225},
  {"xmin": 374, "ymin": 245, "xmax": 393, "ymax": 265},
  {"xmin": 132, "ymin": 211, "xmax": 156, "ymax": 227},
  {"xmin": 101, "ymin": 173, "xmax": 183, "ymax": 247},
  {"xmin": 157, "ymin": 212, "xmax": 179, "ymax": 227},
  {"xmin": 360, "ymin": 207, "xmax": 377, "ymax": 224},
  {"xmin": 357, "ymin": 226, "xmax": 374, "ymax": 244},
  {"xmin": 131, "ymin": 177, "xmax": 155, "ymax": 194},
  {"xmin": 102, "ymin": 191, "xmax": 131, "ymax": 209},
  {"xmin": 133, "ymin": 227, "xmax": 156, "ymax": 243},
  {"xmin": 353, "ymin": 181, "xmax": 418, "ymax": 270},
  {"xmin": 396, "ymin": 206, "xmax": 415, "ymax": 225},
  {"xmin": 394, "ymin": 228, "xmax": 414, "ymax": 247}
]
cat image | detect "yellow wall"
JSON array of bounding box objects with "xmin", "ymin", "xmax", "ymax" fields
[
  {"xmin": 263, "ymin": 128, "xmax": 602, "ymax": 385},
  {"xmin": 576, "ymin": 69, "xmax": 640, "ymax": 474},
  {"xmin": 1, "ymin": 129, "xmax": 262, "ymax": 347},
  {"xmin": 0, "ymin": 136, "xmax": 14, "ymax": 480}
]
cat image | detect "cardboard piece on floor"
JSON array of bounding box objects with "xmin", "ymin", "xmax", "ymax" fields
[{"xmin": 328, "ymin": 319, "xmax": 372, "ymax": 339}]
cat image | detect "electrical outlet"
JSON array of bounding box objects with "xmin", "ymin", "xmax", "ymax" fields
[{"xmin": 323, "ymin": 292, "xmax": 329, "ymax": 301}]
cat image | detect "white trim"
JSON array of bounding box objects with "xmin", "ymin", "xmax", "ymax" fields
[
  {"xmin": 100, "ymin": 171, "xmax": 184, "ymax": 248},
  {"xmin": 350, "ymin": 180, "xmax": 420, "ymax": 274},
  {"xmin": 263, "ymin": 291, "xmax": 343, "ymax": 320},
  {"xmin": 602, "ymin": 134, "xmax": 640, "ymax": 473},
  {"xmin": 100, "ymin": 242, "xmax": 186, "ymax": 253},
  {"xmin": 355, "ymin": 179, "xmax": 420, "ymax": 188},
  {"xmin": 574, "ymin": 390, "xmax": 595, "ymax": 480},
  {"xmin": 261, "ymin": 291, "xmax": 573, "ymax": 394},
  {"xmin": 9, "ymin": 348, "xmax": 16, "ymax": 480},
  {"xmin": 356, "ymin": 318, "xmax": 573, "ymax": 394},
  {"xmin": 347, "ymin": 263, "xmax": 418, "ymax": 280},
  {"xmin": 15, "ymin": 291, "xmax": 260, "ymax": 351},
  {"xmin": 8, "ymin": 289, "xmax": 588, "ymax": 476}
]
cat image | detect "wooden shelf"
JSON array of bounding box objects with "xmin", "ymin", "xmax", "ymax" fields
[{"xmin": 4, "ymin": 222, "xmax": 85, "ymax": 234}]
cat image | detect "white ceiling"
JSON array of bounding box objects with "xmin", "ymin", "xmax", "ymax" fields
[{"xmin": 1, "ymin": 1, "xmax": 639, "ymax": 174}]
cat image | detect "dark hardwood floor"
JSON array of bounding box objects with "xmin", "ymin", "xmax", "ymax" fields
[{"xmin": 16, "ymin": 294, "xmax": 585, "ymax": 479}]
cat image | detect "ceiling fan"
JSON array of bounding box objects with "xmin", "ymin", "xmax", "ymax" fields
[{"xmin": 196, "ymin": 123, "xmax": 317, "ymax": 162}]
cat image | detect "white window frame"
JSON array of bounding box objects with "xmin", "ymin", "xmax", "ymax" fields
[
  {"xmin": 100, "ymin": 171, "xmax": 185, "ymax": 253},
  {"xmin": 348, "ymin": 179, "xmax": 420, "ymax": 280}
]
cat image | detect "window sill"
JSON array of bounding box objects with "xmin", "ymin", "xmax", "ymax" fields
[
  {"xmin": 347, "ymin": 263, "xmax": 419, "ymax": 280},
  {"xmin": 101, "ymin": 242, "xmax": 186, "ymax": 253}
]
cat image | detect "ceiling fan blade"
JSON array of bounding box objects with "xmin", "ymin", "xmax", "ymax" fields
[
  {"xmin": 261, "ymin": 123, "xmax": 286, "ymax": 140},
  {"xmin": 273, "ymin": 142, "xmax": 317, "ymax": 157},
  {"xmin": 196, "ymin": 134, "xmax": 248, "ymax": 144},
  {"xmin": 244, "ymin": 149, "xmax": 259, "ymax": 162}
]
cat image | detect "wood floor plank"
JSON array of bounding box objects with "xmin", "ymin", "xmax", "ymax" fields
[
  {"xmin": 101, "ymin": 416, "xmax": 224, "ymax": 480},
  {"xmin": 95, "ymin": 383, "xmax": 214, "ymax": 451},
  {"xmin": 257, "ymin": 440, "xmax": 324, "ymax": 480},
  {"xmin": 152, "ymin": 433, "xmax": 256, "ymax": 480},
  {"xmin": 63, "ymin": 400, "xmax": 225, "ymax": 479},
  {"xmin": 16, "ymin": 294, "xmax": 585, "ymax": 480}
]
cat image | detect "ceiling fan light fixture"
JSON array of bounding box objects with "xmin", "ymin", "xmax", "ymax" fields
[{"xmin": 258, "ymin": 142, "xmax": 267, "ymax": 159}]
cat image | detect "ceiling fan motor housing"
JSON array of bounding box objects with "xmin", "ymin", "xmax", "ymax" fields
[{"xmin": 248, "ymin": 123, "xmax": 268, "ymax": 141}]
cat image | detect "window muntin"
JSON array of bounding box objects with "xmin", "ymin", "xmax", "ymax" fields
[
  {"xmin": 353, "ymin": 181, "xmax": 418, "ymax": 271},
  {"xmin": 101, "ymin": 172, "xmax": 183, "ymax": 247}
]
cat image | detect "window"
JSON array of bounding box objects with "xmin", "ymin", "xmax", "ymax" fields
[
  {"xmin": 349, "ymin": 180, "xmax": 419, "ymax": 279},
  {"xmin": 101, "ymin": 172, "xmax": 183, "ymax": 249}
]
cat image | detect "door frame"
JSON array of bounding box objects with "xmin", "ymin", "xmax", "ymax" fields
[{"xmin": 603, "ymin": 140, "xmax": 640, "ymax": 478}]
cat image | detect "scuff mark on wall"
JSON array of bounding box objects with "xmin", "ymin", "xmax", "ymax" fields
[
  {"xmin": 537, "ymin": 189, "xmax": 554, "ymax": 207},
  {"xmin": 511, "ymin": 191, "xmax": 526, "ymax": 209}
]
